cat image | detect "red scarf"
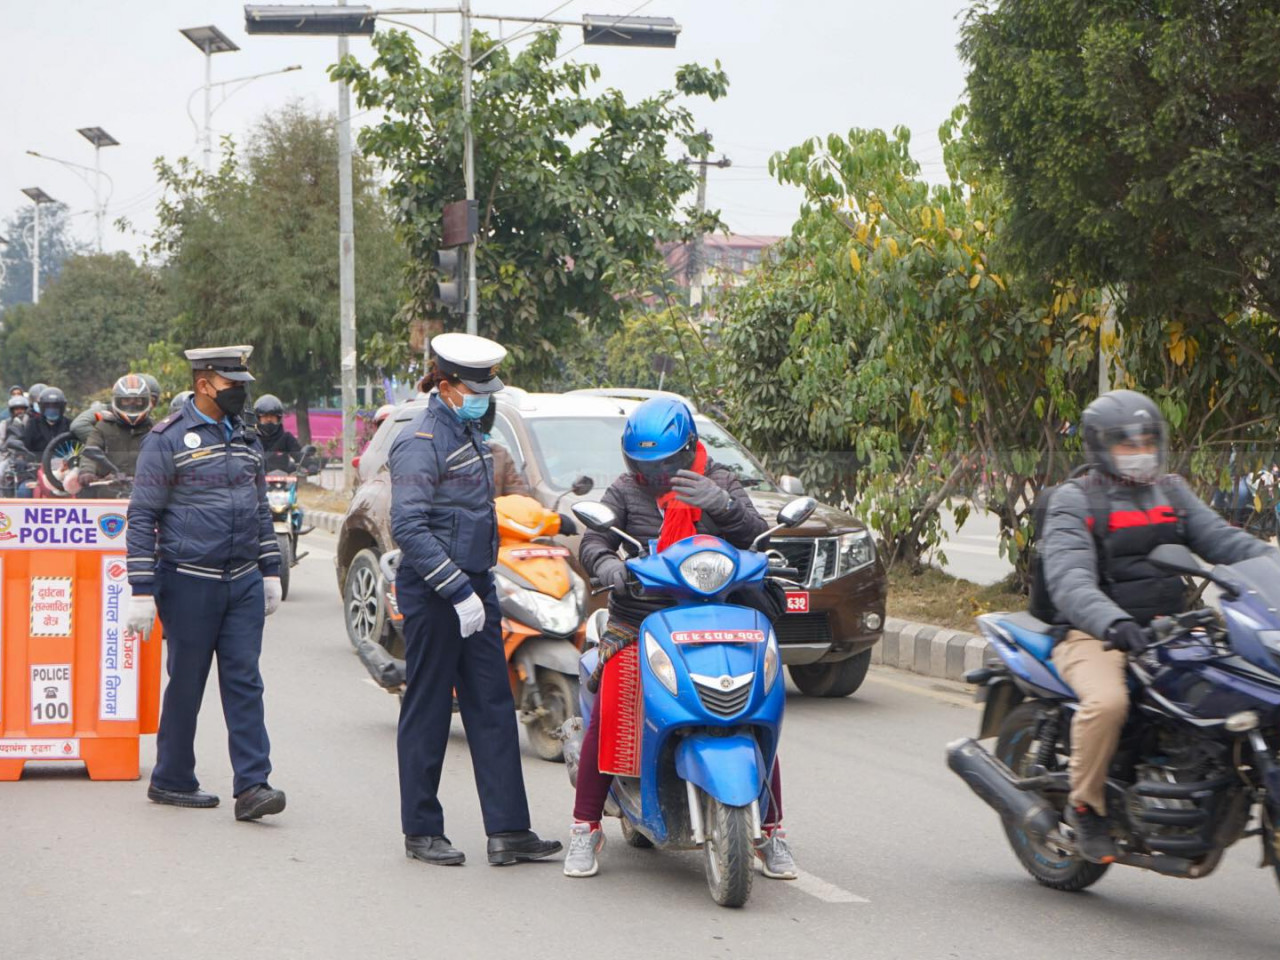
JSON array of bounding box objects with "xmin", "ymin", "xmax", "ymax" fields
[{"xmin": 656, "ymin": 441, "xmax": 708, "ymax": 552}]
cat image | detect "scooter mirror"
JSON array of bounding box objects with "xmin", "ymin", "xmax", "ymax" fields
[
  {"xmin": 571, "ymin": 475, "xmax": 594, "ymax": 497},
  {"xmin": 777, "ymin": 496, "xmax": 817, "ymax": 528},
  {"xmin": 572, "ymin": 501, "xmax": 618, "ymax": 533},
  {"xmin": 1148, "ymin": 543, "xmax": 1201, "ymax": 576}
]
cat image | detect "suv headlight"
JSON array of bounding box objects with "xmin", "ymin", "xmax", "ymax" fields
[
  {"xmin": 837, "ymin": 531, "xmax": 875, "ymax": 578},
  {"xmin": 645, "ymin": 632, "xmax": 679, "ymax": 695},
  {"xmin": 267, "ymin": 490, "xmax": 291, "ymax": 511},
  {"xmin": 677, "ymin": 550, "xmax": 736, "ymax": 594}
]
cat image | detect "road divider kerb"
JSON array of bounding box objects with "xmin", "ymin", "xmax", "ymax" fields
[
  {"xmin": 306, "ymin": 509, "xmax": 345, "ymax": 535},
  {"xmin": 870, "ymin": 617, "xmax": 991, "ymax": 684}
]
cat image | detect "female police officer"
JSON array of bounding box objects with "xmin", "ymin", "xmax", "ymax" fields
[{"xmin": 389, "ymin": 333, "xmax": 561, "ymax": 867}]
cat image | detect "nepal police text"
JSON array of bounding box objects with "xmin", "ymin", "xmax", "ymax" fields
[{"xmin": 19, "ymin": 507, "xmax": 103, "ymax": 544}]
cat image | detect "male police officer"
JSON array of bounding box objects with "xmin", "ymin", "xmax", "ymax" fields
[
  {"xmin": 126, "ymin": 346, "xmax": 287, "ymax": 821},
  {"xmin": 389, "ymin": 333, "xmax": 560, "ymax": 866}
]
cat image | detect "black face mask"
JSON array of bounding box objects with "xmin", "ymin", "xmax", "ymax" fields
[
  {"xmin": 214, "ymin": 385, "xmax": 248, "ymax": 418},
  {"xmin": 259, "ymin": 421, "xmax": 282, "ymax": 439}
]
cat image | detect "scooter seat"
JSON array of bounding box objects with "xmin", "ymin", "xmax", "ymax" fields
[{"xmin": 996, "ymin": 612, "xmax": 1057, "ymax": 664}]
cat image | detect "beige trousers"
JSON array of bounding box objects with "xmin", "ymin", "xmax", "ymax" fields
[{"xmin": 1051, "ymin": 629, "xmax": 1128, "ymax": 815}]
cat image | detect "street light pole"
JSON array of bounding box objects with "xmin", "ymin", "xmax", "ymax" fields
[
  {"xmin": 180, "ymin": 26, "xmax": 241, "ymax": 174},
  {"xmin": 203, "ymin": 48, "xmax": 214, "ymax": 172},
  {"xmin": 20, "ymin": 189, "xmax": 54, "ymax": 305},
  {"xmin": 460, "ymin": 0, "xmax": 478, "ymax": 335},
  {"xmin": 337, "ymin": 0, "xmax": 359, "ymax": 495}
]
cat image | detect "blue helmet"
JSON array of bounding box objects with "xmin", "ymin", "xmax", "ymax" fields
[{"xmin": 622, "ymin": 397, "xmax": 698, "ymax": 484}]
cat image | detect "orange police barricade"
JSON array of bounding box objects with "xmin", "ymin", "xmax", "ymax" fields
[{"xmin": 0, "ymin": 500, "xmax": 161, "ymax": 781}]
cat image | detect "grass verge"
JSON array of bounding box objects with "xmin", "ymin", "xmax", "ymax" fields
[
  {"xmin": 887, "ymin": 565, "xmax": 1026, "ymax": 633},
  {"xmin": 299, "ymin": 482, "xmax": 352, "ymax": 515}
]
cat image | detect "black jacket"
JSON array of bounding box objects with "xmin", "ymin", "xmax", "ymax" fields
[
  {"xmin": 258, "ymin": 427, "xmax": 302, "ymax": 473},
  {"xmin": 22, "ymin": 414, "xmax": 71, "ymax": 456},
  {"xmin": 579, "ymin": 462, "xmax": 768, "ymax": 628},
  {"xmin": 1043, "ymin": 470, "xmax": 1276, "ymax": 638}
]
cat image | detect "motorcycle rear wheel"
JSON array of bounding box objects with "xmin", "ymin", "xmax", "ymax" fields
[
  {"xmin": 703, "ymin": 795, "xmax": 754, "ymax": 908},
  {"xmin": 995, "ymin": 702, "xmax": 1110, "ymax": 892}
]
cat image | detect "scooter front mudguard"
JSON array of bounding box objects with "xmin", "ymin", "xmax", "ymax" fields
[{"xmin": 674, "ymin": 732, "xmax": 765, "ymax": 808}]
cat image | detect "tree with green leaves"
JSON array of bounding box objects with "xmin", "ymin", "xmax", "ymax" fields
[
  {"xmin": 960, "ymin": 0, "xmax": 1280, "ymax": 490},
  {"xmin": 151, "ymin": 103, "xmax": 406, "ymax": 434},
  {"xmin": 0, "ymin": 252, "xmax": 168, "ymax": 405},
  {"xmin": 331, "ymin": 29, "xmax": 727, "ymax": 385}
]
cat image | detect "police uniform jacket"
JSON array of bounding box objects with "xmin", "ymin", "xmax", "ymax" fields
[
  {"xmin": 388, "ymin": 394, "xmax": 497, "ymax": 604},
  {"xmin": 125, "ymin": 402, "xmax": 282, "ymax": 596}
]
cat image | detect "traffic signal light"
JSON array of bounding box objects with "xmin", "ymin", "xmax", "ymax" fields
[{"xmin": 433, "ymin": 248, "xmax": 464, "ymax": 315}]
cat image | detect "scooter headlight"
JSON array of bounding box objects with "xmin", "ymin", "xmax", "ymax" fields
[
  {"xmin": 645, "ymin": 631, "xmax": 679, "ymax": 695},
  {"xmin": 763, "ymin": 630, "xmax": 780, "ymax": 693},
  {"xmin": 677, "ymin": 551, "xmax": 736, "ymax": 595},
  {"xmin": 496, "ymin": 576, "xmax": 583, "ymax": 637},
  {"xmin": 267, "ymin": 490, "xmax": 291, "ymax": 511}
]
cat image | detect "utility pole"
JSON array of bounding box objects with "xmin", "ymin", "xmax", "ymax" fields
[
  {"xmin": 337, "ymin": 0, "xmax": 359, "ymax": 494},
  {"xmin": 20, "ymin": 188, "xmax": 54, "ymax": 305},
  {"xmin": 460, "ymin": 0, "xmax": 478, "ymax": 336},
  {"xmin": 682, "ymin": 139, "xmax": 730, "ymax": 313}
]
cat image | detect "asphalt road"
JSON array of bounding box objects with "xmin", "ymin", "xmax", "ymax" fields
[{"xmin": 3, "ymin": 530, "xmax": 1278, "ymax": 960}]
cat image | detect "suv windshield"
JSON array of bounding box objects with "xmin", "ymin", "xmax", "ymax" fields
[{"xmin": 523, "ymin": 415, "xmax": 776, "ymax": 493}]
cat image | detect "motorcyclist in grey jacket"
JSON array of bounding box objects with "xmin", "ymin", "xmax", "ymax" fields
[{"xmin": 1040, "ymin": 389, "xmax": 1277, "ymax": 863}]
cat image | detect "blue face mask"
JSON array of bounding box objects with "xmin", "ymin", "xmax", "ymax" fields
[
  {"xmin": 455, "ymin": 393, "xmax": 490, "ymax": 421},
  {"xmin": 44, "ymin": 409, "xmax": 60, "ymax": 423}
]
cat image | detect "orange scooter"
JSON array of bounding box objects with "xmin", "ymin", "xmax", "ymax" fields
[{"xmin": 367, "ymin": 495, "xmax": 586, "ymax": 762}]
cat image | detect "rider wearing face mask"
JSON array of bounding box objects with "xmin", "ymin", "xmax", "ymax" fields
[
  {"xmin": 253, "ymin": 394, "xmax": 302, "ymax": 473},
  {"xmin": 21, "ymin": 385, "xmax": 71, "ymax": 456},
  {"xmin": 1041, "ymin": 389, "xmax": 1276, "ymax": 864}
]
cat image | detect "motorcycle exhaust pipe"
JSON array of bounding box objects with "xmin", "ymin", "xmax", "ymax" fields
[{"xmin": 946, "ymin": 738, "xmax": 1061, "ymax": 841}]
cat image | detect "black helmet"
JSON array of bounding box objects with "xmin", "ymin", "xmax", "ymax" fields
[
  {"xmin": 1082, "ymin": 389, "xmax": 1167, "ymax": 483},
  {"xmin": 141, "ymin": 373, "xmax": 161, "ymax": 406},
  {"xmin": 253, "ymin": 394, "xmax": 285, "ymax": 418},
  {"xmin": 169, "ymin": 390, "xmax": 193, "ymax": 417},
  {"xmin": 112, "ymin": 374, "xmax": 153, "ymax": 426},
  {"xmin": 38, "ymin": 386, "xmax": 67, "ymax": 421}
]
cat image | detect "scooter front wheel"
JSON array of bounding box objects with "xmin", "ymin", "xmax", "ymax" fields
[
  {"xmin": 703, "ymin": 795, "xmax": 754, "ymax": 908},
  {"xmin": 525, "ymin": 670, "xmax": 579, "ymax": 763}
]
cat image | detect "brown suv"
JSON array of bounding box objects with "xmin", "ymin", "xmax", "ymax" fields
[{"xmin": 337, "ymin": 388, "xmax": 886, "ymax": 697}]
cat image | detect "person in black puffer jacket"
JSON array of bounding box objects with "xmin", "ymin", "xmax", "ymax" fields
[
  {"xmin": 564, "ymin": 397, "xmax": 798, "ymax": 883},
  {"xmin": 1041, "ymin": 389, "xmax": 1278, "ymax": 864}
]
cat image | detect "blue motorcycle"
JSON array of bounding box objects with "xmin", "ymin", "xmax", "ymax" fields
[
  {"xmin": 566, "ymin": 496, "xmax": 815, "ymax": 907},
  {"xmin": 949, "ymin": 543, "xmax": 1280, "ymax": 894}
]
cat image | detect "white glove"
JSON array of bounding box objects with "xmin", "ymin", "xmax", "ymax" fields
[
  {"xmin": 63, "ymin": 468, "xmax": 83, "ymax": 496},
  {"xmin": 453, "ymin": 592, "xmax": 486, "ymax": 638},
  {"xmin": 126, "ymin": 595, "xmax": 157, "ymax": 641},
  {"xmin": 264, "ymin": 577, "xmax": 283, "ymax": 617}
]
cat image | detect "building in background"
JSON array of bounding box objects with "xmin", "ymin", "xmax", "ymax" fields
[{"xmin": 661, "ymin": 234, "xmax": 780, "ymax": 312}]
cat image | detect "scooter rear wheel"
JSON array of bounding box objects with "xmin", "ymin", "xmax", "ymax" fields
[
  {"xmin": 620, "ymin": 818, "xmax": 654, "ymax": 849},
  {"xmin": 996, "ymin": 702, "xmax": 1109, "ymax": 892},
  {"xmin": 525, "ymin": 670, "xmax": 578, "ymax": 763},
  {"xmin": 703, "ymin": 795, "xmax": 754, "ymax": 908}
]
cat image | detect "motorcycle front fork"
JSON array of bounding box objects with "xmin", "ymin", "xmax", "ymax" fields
[{"xmin": 1248, "ymin": 730, "xmax": 1280, "ymax": 864}]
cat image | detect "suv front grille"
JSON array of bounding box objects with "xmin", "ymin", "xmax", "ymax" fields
[
  {"xmin": 771, "ymin": 539, "xmax": 815, "ymax": 585},
  {"xmin": 771, "ymin": 538, "xmax": 840, "ymax": 588},
  {"xmin": 775, "ymin": 612, "xmax": 833, "ymax": 646},
  {"xmin": 693, "ymin": 679, "xmax": 752, "ymax": 717}
]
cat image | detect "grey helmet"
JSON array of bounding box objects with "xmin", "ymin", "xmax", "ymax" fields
[
  {"xmin": 7, "ymin": 394, "xmax": 29, "ymax": 413},
  {"xmin": 141, "ymin": 373, "xmax": 161, "ymax": 407},
  {"xmin": 1082, "ymin": 389, "xmax": 1167, "ymax": 483},
  {"xmin": 169, "ymin": 390, "xmax": 194, "ymax": 417},
  {"xmin": 27, "ymin": 383, "xmax": 48, "ymax": 412}
]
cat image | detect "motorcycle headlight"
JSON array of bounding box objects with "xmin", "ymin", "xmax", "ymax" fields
[
  {"xmin": 267, "ymin": 490, "xmax": 291, "ymax": 511},
  {"xmin": 837, "ymin": 531, "xmax": 875, "ymax": 578},
  {"xmin": 677, "ymin": 550, "xmax": 736, "ymax": 594},
  {"xmin": 763, "ymin": 630, "xmax": 780, "ymax": 692},
  {"xmin": 645, "ymin": 631, "xmax": 679, "ymax": 695},
  {"xmin": 497, "ymin": 577, "xmax": 583, "ymax": 637}
]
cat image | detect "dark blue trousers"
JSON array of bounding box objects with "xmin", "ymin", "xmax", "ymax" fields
[
  {"xmin": 151, "ymin": 568, "xmax": 271, "ymax": 797},
  {"xmin": 397, "ymin": 571, "xmax": 531, "ymax": 837}
]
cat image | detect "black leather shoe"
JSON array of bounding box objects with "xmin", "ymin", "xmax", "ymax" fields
[
  {"xmin": 487, "ymin": 830, "xmax": 563, "ymax": 866},
  {"xmin": 405, "ymin": 835, "xmax": 466, "ymax": 866},
  {"xmin": 148, "ymin": 784, "xmax": 220, "ymax": 808},
  {"xmin": 234, "ymin": 783, "xmax": 287, "ymax": 822}
]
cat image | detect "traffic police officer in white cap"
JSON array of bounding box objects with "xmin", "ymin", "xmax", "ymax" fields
[
  {"xmin": 390, "ymin": 332, "xmax": 562, "ymax": 866},
  {"xmin": 126, "ymin": 345, "xmax": 287, "ymax": 821}
]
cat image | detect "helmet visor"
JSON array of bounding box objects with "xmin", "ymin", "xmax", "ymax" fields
[
  {"xmin": 115, "ymin": 396, "xmax": 150, "ymax": 417},
  {"xmin": 1100, "ymin": 421, "xmax": 1163, "ymax": 447},
  {"xmin": 626, "ymin": 439, "xmax": 697, "ymax": 486}
]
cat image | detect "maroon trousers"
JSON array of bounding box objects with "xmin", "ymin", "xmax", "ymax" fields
[{"xmin": 572, "ymin": 692, "xmax": 784, "ymax": 825}]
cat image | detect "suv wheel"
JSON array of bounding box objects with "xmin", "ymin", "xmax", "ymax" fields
[
  {"xmin": 344, "ymin": 548, "xmax": 387, "ymax": 651},
  {"xmin": 787, "ymin": 649, "xmax": 872, "ymax": 698}
]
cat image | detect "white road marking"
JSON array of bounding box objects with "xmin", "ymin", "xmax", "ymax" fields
[{"xmin": 788, "ymin": 867, "xmax": 869, "ymax": 904}]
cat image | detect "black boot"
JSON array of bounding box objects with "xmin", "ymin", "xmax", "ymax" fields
[
  {"xmin": 405, "ymin": 835, "xmax": 466, "ymax": 866},
  {"xmin": 486, "ymin": 830, "xmax": 563, "ymax": 866},
  {"xmin": 1066, "ymin": 804, "xmax": 1117, "ymax": 864}
]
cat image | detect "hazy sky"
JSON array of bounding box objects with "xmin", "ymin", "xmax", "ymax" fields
[{"xmin": 1, "ymin": 0, "xmax": 970, "ymax": 256}]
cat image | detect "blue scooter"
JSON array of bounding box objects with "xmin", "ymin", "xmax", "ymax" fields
[
  {"xmin": 565, "ymin": 496, "xmax": 816, "ymax": 908},
  {"xmin": 949, "ymin": 544, "xmax": 1280, "ymax": 895}
]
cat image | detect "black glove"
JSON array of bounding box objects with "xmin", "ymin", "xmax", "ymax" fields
[
  {"xmin": 670, "ymin": 469, "xmax": 732, "ymax": 514},
  {"xmin": 596, "ymin": 556, "xmax": 629, "ymax": 597},
  {"xmin": 557, "ymin": 512, "xmax": 579, "ymax": 536},
  {"xmin": 1105, "ymin": 620, "xmax": 1148, "ymax": 654}
]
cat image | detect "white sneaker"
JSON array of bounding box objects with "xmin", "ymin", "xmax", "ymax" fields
[
  {"xmin": 755, "ymin": 828, "xmax": 798, "ymax": 880},
  {"xmin": 563, "ymin": 822, "xmax": 605, "ymax": 878}
]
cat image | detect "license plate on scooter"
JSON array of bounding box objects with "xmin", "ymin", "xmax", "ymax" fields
[{"xmin": 785, "ymin": 592, "xmax": 810, "ymax": 614}]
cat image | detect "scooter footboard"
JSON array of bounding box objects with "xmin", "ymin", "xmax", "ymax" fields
[{"xmin": 675, "ymin": 733, "xmax": 765, "ymax": 808}]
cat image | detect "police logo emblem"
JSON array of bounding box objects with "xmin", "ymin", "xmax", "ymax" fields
[
  {"xmin": 183, "ymin": 432, "xmax": 201, "ymax": 449},
  {"xmin": 99, "ymin": 513, "xmax": 126, "ymax": 539}
]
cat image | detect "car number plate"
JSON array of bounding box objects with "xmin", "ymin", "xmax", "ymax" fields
[{"xmin": 784, "ymin": 591, "xmax": 810, "ymax": 614}]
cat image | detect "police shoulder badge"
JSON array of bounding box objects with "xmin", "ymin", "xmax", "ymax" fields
[{"xmin": 183, "ymin": 432, "xmax": 201, "ymax": 449}]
